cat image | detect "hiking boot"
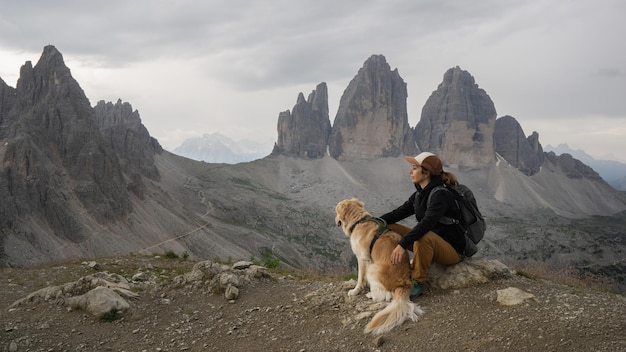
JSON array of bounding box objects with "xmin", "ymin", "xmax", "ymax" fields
[{"xmin": 410, "ymin": 280, "xmax": 428, "ymax": 300}]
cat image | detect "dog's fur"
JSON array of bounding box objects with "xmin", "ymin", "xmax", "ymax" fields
[{"xmin": 335, "ymin": 198, "xmax": 424, "ymax": 334}]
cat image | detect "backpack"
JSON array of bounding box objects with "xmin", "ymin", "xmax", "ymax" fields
[{"xmin": 428, "ymin": 184, "xmax": 486, "ymax": 257}]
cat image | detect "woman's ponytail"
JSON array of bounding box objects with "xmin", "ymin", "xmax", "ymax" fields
[{"xmin": 442, "ymin": 171, "xmax": 459, "ymax": 186}]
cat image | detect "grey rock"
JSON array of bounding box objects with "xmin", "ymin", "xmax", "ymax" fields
[
  {"xmin": 85, "ymin": 261, "xmax": 101, "ymax": 270},
  {"xmin": 496, "ymin": 287, "xmax": 535, "ymax": 306},
  {"xmin": 232, "ymin": 260, "xmax": 254, "ymax": 270},
  {"xmin": 414, "ymin": 66, "xmax": 496, "ymax": 169},
  {"xmin": 272, "ymin": 82, "xmax": 331, "ymax": 159},
  {"xmin": 224, "ymin": 284, "xmax": 239, "ymax": 300},
  {"xmin": 219, "ymin": 272, "xmax": 241, "ymax": 287},
  {"xmin": 544, "ymin": 152, "xmax": 603, "ymax": 180},
  {"xmin": 245, "ymin": 265, "xmax": 270, "ymax": 279},
  {"xmin": 0, "ymin": 45, "xmax": 131, "ymax": 244},
  {"xmin": 428, "ymin": 258, "xmax": 512, "ymax": 290},
  {"xmin": 66, "ymin": 286, "xmax": 130, "ymax": 318},
  {"xmin": 94, "ymin": 99, "xmax": 162, "ymax": 198},
  {"xmin": 494, "ymin": 115, "xmax": 544, "ymax": 175},
  {"xmin": 328, "ymin": 54, "xmax": 416, "ymax": 160},
  {"xmin": 9, "ymin": 271, "xmax": 135, "ymax": 309},
  {"xmin": 131, "ymin": 271, "xmax": 149, "ymax": 282},
  {"xmin": 544, "ymin": 143, "xmax": 626, "ymax": 190}
]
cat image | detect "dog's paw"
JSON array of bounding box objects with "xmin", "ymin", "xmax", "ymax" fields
[{"xmin": 348, "ymin": 287, "xmax": 362, "ymax": 296}]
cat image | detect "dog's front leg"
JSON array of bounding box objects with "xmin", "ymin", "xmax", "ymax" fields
[{"xmin": 348, "ymin": 258, "xmax": 368, "ymax": 296}]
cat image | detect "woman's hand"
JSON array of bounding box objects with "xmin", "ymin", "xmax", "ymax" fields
[{"xmin": 390, "ymin": 244, "xmax": 405, "ymax": 265}]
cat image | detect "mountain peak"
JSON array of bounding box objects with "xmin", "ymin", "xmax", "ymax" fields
[
  {"xmin": 415, "ymin": 66, "xmax": 496, "ymax": 169},
  {"xmin": 328, "ymin": 55, "xmax": 416, "ymax": 160},
  {"xmin": 272, "ymin": 82, "xmax": 331, "ymax": 159}
]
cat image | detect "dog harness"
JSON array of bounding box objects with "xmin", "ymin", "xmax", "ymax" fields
[{"xmin": 348, "ymin": 216, "xmax": 390, "ymax": 254}]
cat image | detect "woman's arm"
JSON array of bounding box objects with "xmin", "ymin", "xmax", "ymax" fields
[{"xmin": 379, "ymin": 192, "xmax": 416, "ymax": 224}]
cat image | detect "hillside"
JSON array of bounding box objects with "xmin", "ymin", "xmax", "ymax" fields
[
  {"xmin": 1, "ymin": 46, "xmax": 625, "ymax": 295},
  {"xmin": 544, "ymin": 144, "xmax": 626, "ymax": 191},
  {"xmin": 2, "ymin": 255, "xmax": 625, "ymax": 351}
]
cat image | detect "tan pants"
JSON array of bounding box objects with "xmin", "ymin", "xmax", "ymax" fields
[{"xmin": 388, "ymin": 224, "xmax": 463, "ymax": 284}]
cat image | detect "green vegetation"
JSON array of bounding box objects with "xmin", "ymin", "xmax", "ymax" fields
[
  {"xmin": 229, "ymin": 177, "xmax": 255, "ymax": 188},
  {"xmin": 162, "ymin": 250, "xmax": 189, "ymax": 260},
  {"xmin": 251, "ymin": 249, "xmax": 281, "ymax": 269}
]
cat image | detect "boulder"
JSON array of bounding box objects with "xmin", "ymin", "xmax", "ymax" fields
[
  {"xmin": 427, "ymin": 258, "xmax": 512, "ymax": 290},
  {"xmin": 66, "ymin": 286, "xmax": 130, "ymax": 318}
]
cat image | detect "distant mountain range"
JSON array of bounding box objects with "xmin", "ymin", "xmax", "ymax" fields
[
  {"xmin": 2, "ymin": 46, "xmax": 625, "ymax": 292},
  {"xmin": 544, "ymin": 144, "xmax": 626, "ymax": 191},
  {"xmin": 172, "ymin": 133, "xmax": 273, "ymax": 164}
]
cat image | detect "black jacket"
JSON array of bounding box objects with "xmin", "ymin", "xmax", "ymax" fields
[{"xmin": 379, "ymin": 175, "xmax": 466, "ymax": 254}]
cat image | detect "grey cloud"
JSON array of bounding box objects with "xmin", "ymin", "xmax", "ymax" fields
[{"xmin": 594, "ymin": 68, "xmax": 624, "ymax": 78}]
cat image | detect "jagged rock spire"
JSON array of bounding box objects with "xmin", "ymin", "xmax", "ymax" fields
[
  {"xmin": 272, "ymin": 82, "xmax": 331, "ymax": 159},
  {"xmin": 494, "ymin": 115, "xmax": 544, "ymax": 175},
  {"xmin": 94, "ymin": 99, "xmax": 162, "ymax": 184},
  {"xmin": 0, "ymin": 45, "xmax": 131, "ymax": 237},
  {"xmin": 328, "ymin": 55, "xmax": 417, "ymax": 160},
  {"xmin": 414, "ymin": 66, "xmax": 496, "ymax": 169}
]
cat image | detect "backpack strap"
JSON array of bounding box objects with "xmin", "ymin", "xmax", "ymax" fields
[{"xmin": 427, "ymin": 185, "xmax": 460, "ymax": 226}]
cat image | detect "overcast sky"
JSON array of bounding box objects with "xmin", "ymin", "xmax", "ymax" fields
[{"xmin": 1, "ymin": 0, "xmax": 624, "ymax": 162}]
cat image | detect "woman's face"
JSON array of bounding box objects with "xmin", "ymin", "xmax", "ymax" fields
[{"xmin": 409, "ymin": 164, "xmax": 429, "ymax": 185}]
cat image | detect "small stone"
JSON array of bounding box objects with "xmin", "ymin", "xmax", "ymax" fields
[
  {"xmin": 132, "ymin": 272, "xmax": 149, "ymax": 282},
  {"xmin": 86, "ymin": 261, "xmax": 101, "ymax": 270},
  {"xmin": 232, "ymin": 261, "xmax": 253, "ymax": 270}
]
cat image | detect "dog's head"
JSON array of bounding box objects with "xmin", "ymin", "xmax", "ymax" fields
[{"xmin": 335, "ymin": 198, "xmax": 368, "ymax": 234}]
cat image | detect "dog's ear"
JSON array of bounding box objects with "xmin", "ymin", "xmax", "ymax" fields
[{"xmin": 335, "ymin": 200, "xmax": 350, "ymax": 216}]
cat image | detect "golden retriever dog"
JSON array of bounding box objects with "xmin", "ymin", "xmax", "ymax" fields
[{"xmin": 335, "ymin": 198, "xmax": 424, "ymax": 334}]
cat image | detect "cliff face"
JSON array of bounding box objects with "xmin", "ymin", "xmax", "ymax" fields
[
  {"xmin": 94, "ymin": 99, "xmax": 162, "ymax": 198},
  {"xmin": 0, "ymin": 46, "xmax": 131, "ymax": 240},
  {"xmin": 0, "ymin": 46, "xmax": 164, "ymax": 265},
  {"xmin": 271, "ymin": 82, "xmax": 331, "ymax": 159},
  {"xmin": 494, "ymin": 115, "xmax": 544, "ymax": 176},
  {"xmin": 414, "ymin": 66, "xmax": 496, "ymax": 169},
  {"xmin": 328, "ymin": 55, "xmax": 417, "ymax": 160}
]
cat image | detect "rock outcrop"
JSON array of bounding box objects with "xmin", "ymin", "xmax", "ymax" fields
[
  {"xmin": 544, "ymin": 152, "xmax": 603, "ymax": 180},
  {"xmin": 328, "ymin": 55, "xmax": 417, "ymax": 160},
  {"xmin": 94, "ymin": 99, "xmax": 162, "ymax": 197},
  {"xmin": 0, "ymin": 46, "xmax": 131, "ymax": 239},
  {"xmin": 494, "ymin": 115, "xmax": 544, "ymax": 176},
  {"xmin": 414, "ymin": 66, "xmax": 496, "ymax": 169},
  {"xmin": 0, "ymin": 78, "xmax": 17, "ymax": 137},
  {"xmin": 272, "ymin": 83, "xmax": 331, "ymax": 159}
]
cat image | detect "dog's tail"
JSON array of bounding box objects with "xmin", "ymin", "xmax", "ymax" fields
[{"xmin": 363, "ymin": 287, "xmax": 424, "ymax": 335}]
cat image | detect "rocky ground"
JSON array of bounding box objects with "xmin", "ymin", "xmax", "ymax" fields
[{"xmin": 1, "ymin": 255, "xmax": 625, "ymax": 352}]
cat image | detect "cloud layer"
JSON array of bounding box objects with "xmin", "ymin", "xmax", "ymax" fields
[{"xmin": 0, "ymin": 0, "xmax": 624, "ymax": 161}]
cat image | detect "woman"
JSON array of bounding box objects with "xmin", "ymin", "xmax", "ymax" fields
[{"xmin": 379, "ymin": 152, "xmax": 465, "ymax": 299}]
